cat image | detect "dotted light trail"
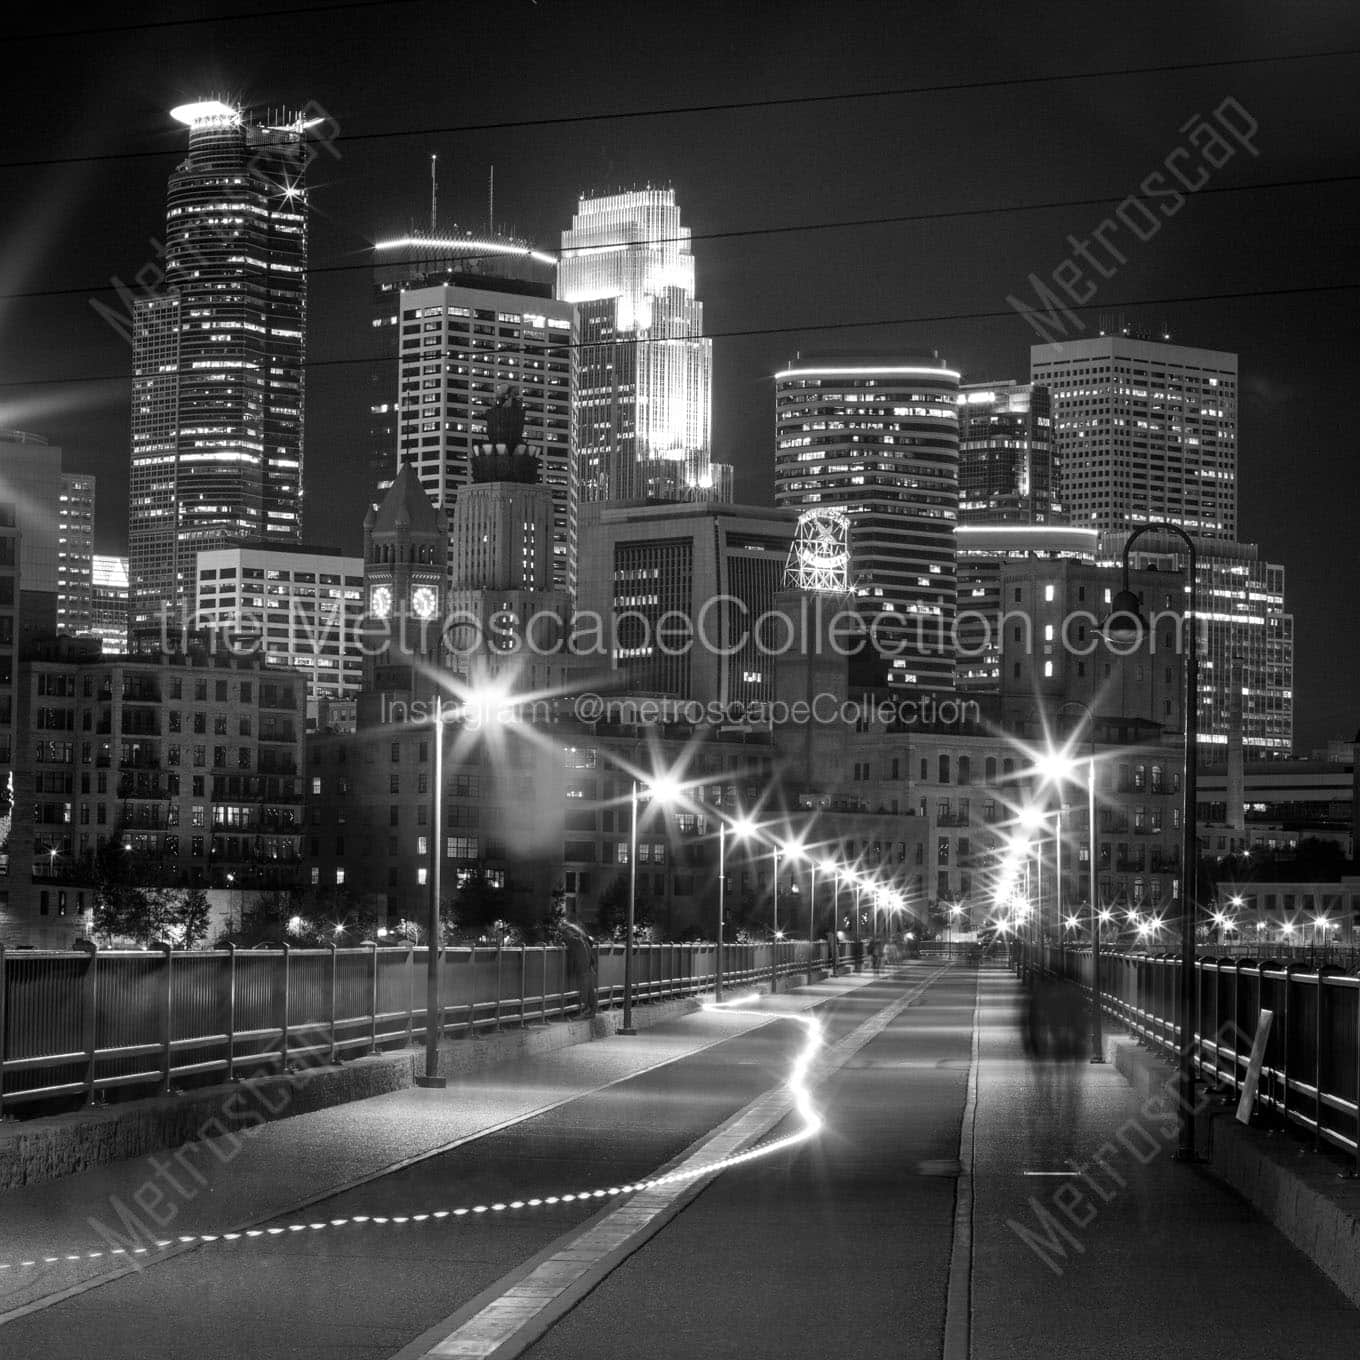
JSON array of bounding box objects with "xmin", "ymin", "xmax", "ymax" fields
[{"xmin": 0, "ymin": 996, "xmax": 824, "ymax": 1275}]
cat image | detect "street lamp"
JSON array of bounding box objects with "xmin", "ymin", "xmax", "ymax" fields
[
  {"xmin": 621, "ymin": 774, "xmax": 683, "ymax": 1034},
  {"xmin": 1033, "ymin": 706, "xmax": 1102, "ymax": 1062},
  {"xmin": 1104, "ymin": 520, "xmax": 1200, "ymax": 1160},
  {"xmin": 416, "ymin": 694, "xmax": 452, "ymax": 1088}
]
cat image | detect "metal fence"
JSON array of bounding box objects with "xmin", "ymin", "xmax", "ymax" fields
[
  {"xmin": 1043, "ymin": 946, "xmax": 1360, "ymax": 1173},
  {"xmin": 0, "ymin": 939, "xmax": 830, "ymax": 1115}
]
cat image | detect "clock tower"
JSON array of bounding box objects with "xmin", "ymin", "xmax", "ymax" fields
[{"xmin": 361, "ymin": 463, "xmax": 448, "ymax": 702}]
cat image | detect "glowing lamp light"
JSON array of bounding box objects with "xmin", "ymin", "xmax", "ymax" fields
[
  {"xmin": 1064, "ymin": 915, "xmax": 1082, "ymax": 932},
  {"xmin": 170, "ymin": 100, "xmax": 240, "ymax": 128}
]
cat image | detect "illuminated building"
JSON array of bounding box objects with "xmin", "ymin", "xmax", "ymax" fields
[
  {"xmin": 954, "ymin": 523, "xmax": 1098, "ymax": 694},
  {"xmin": 557, "ymin": 189, "xmax": 715, "ymax": 503},
  {"xmin": 192, "ymin": 543, "xmax": 365, "ymax": 725},
  {"xmin": 90, "ymin": 555, "xmax": 130, "ymax": 655},
  {"xmin": 0, "ymin": 501, "xmax": 16, "ymax": 864},
  {"xmin": 575, "ymin": 500, "xmax": 796, "ymax": 709},
  {"xmin": 5, "ymin": 636, "xmax": 305, "ymax": 946},
  {"xmin": 1030, "ymin": 332, "xmax": 1237, "ymax": 540},
  {"xmin": 1116, "ymin": 532, "xmax": 1293, "ymax": 758},
  {"xmin": 774, "ymin": 356, "xmax": 960, "ymax": 695},
  {"xmin": 0, "ymin": 432, "xmax": 95, "ymax": 647},
  {"xmin": 957, "ymin": 381, "xmax": 1057, "ymax": 524},
  {"xmin": 129, "ymin": 100, "xmax": 311, "ymax": 648},
  {"xmin": 372, "ymin": 231, "xmax": 576, "ymax": 591},
  {"xmin": 1032, "ymin": 332, "xmax": 1291, "ymax": 756}
]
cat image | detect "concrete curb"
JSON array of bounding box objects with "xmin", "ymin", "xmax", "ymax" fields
[
  {"xmin": 0, "ymin": 974, "xmax": 832, "ymax": 1193},
  {"xmin": 1111, "ymin": 1035, "xmax": 1360, "ymax": 1308}
]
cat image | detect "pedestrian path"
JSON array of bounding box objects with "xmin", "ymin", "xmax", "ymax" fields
[
  {"xmin": 966, "ymin": 970, "xmax": 1360, "ymax": 1360},
  {"xmin": 0, "ymin": 965, "xmax": 894, "ymax": 1325}
]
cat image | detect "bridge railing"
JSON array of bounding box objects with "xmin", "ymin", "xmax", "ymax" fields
[
  {"xmin": 1037, "ymin": 945, "xmax": 1360, "ymax": 1173},
  {"xmin": 0, "ymin": 939, "xmax": 834, "ymax": 1115}
]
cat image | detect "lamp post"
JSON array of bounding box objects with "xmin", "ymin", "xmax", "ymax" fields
[
  {"xmin": 770, "ymin": 840, "xmax": 781, "ymax": 995},
  {"xmin": 416, "ymin": 696, "xmax": 448, "ymax": 1088},
  {"xmin": 622, "ymin": 778, "xmax": 641, "ymax": 1035},
  {"xmin": 715, "ymin": 818, "xmax": 727, "ymax": 1003},
  {"xmin": 1105, "ymin": 521, "xmax": 1200, "ymax": 1160},
  {"xmin": 622, "ymin": 775, "xmax": 682, "ymax": 1034},
  {"xmin": 1047, "ymin": 700, "xmax": 1103, "ymax": 1063}
]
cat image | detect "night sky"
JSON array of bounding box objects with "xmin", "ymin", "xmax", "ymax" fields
[{"xmin": 0, "ymin": 0, "xmax": 1356, "ymax": 750}]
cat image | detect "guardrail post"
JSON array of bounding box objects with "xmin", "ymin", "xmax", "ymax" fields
[
  {"xmin": 466, "ymin": 947, "xmax": 478, "ymax": 1037},
  {"xmin": 1280, "ymin": 962, "xmax": 1296, "ymax": 1130},
  {"xmin": 225, "ymin": 943, "xmax": 237, "ymax": 1082},
  {"xmin": 406, "ymin": 944, "xmax": 415, "ymax": 1046},
  {"xmin": 369, "ymin": 941, "xmax": 379, "ymax": 1055},
  {"xmin": 0, "ymin": 944, "xmax": 7, "ymax": 1116},
  {"xmin": 541, "ymin": 948, "xmax": 548, "ymax": 1024},
  {"xmin": 328, "ymin": 943, "xmax": 339, "ymax": 1064},
  {"xmin": 519, "ymin": 946, "xmax": 527, "ymax": 1027},
  {"xmin": 154, "ymin": 939, "xmax": 173, "ymax": 1094},
  {"xmin": 1315, "ymin": 966, "xmax": 1336, "ymax": 1152},
  {"xmin": 75, "ymin": 939, "xmax": 97, "ymax": 1103},
  {"xmin": 279, "ymin": 942, "xmax": 292, "ymax": 1073},
  {"xmin": 495, "ymin": 939, "xmax": 504, "ymax": 1029}
]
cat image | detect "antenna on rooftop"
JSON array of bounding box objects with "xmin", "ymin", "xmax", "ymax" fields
[
  {"xmin": 488, "ymin": 164, "xmax": 495, "ymax": 235},
  {"xmin": 430, "ymin": 153, "xmax": 438, "ymax": 233}
]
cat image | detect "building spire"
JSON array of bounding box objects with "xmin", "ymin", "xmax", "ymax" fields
[{"xmin": 430, "ymin": 153, "xmax": 438, "ymax": 233}]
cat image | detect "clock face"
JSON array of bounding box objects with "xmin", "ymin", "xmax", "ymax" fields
[
  {"xmin": 369, "ymin": 584, "xmax": 392, "ymax": 619},
  {"xmin": 411, "ymin": 585, "xmax": 438, "ymax": 620}
]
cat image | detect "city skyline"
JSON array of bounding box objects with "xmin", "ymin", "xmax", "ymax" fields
[{"xmin": 0, "ymin": 0, "xmax": 1356, "ymax": 746}]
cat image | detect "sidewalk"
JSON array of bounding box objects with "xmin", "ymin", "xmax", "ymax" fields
[
  {"xmin": 0, "ymin": 966, "xmax": 890, "ymax": 1324},
  {"xmin": 966, "ymin": 970, "xmax": 1360, "ymax": 1359}
]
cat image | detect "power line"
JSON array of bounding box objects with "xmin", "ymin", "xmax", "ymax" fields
[
  {"xmin": 2, "ymin": 280, "xmax": 1355, "ymax": 391},
  {"xmin": 4, "ymin": 0, "xmax": 439, "ymax": 42},
  {"xmin": 1, "ymin": 45, "xmax": 1357, "ymax": 172},
  {"xmin": 6, "ymin": 172, "xmax": 1357, "ymax": 306}
]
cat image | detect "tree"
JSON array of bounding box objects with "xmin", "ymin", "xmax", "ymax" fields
[
  {"xmin": 453, "ymin": 864, "xmax": 504, "ymax": 938},
  {"xmin": 176, "ymin": 887, "xmax": 211, "ymax": 949}
]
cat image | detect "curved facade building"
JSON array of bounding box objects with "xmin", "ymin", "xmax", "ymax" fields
[
  {"xmin": 774, "ymin": 357, "xmax": 960, "ymax": 694},
  {"xmin": 130, "ymin": 100, "xmax": 310, "ymax": 646}
]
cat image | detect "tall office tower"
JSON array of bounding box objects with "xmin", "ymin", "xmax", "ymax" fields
[
  {"xmin": 1032, "ymin": 332, "xmax": 1291, "ymax": 754},
  {"xmin": 1031, "ymin": 332, "xmax": 1237, "ymax": 539},
  {"xmin": 0, "ymin": 501, "xmax": 16, "ymax": 843},
  {"xmin": 957, "ymin": 381, "xmax": 1058, "ymax": 524},
  {"xmin": 377, "ymin": 233, "xmax": 575, "ymax": 591},
  {"xmin": 193, "ymin": 543, "xmax": 365, "ymax": 724},
  {"xmin": 0, "ymin": 431, "xmax": 91, "ymax": 648},
  {"xmin": 445, "ymin": 391, "xmax": 575, "ymax": 692},
  {"xmin": 129, "ymin": 99, "xmax": 311, "ymax": 649},
  {"xmin": 369, "ymin": 230, "xmax": 559, "ymax": 472},
  {"xmin": 90, "ymin": 556, "xmax": 130, "ymax": 655},
  {"xmin": 558, "ymin": 189, "xmax": 714, "ymax": 503},
  {"xmin": 56, "ymin": 472, "xmax": 95, "ymax": 637},
  {"xmin": 575, "ymin": 500, "xmax": 795, "ymax": 709},
  {"xmin": 774, "ymin": 356, "xmax": 960, "ymax": 695},
  {"xmin": 1119, "ymin": 531, "xmax": 1293, "ymax": 759}
]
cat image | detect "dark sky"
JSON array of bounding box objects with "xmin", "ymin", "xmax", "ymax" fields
[{"xmin": 0, "ymin": 0, "xmax": 1356, "ymax": 751}]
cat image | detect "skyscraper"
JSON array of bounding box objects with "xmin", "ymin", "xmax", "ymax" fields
[
  {"xmin": 90, "ymin": 555, "xmax": 130, "ymax": 655},
  {"xmin": 374, "ymin": 232, "xmax": 575, "ymax": 590},
  {"xmin": 57, "ymin": 472, "xmax": 95, "ymax": 637},
  {"xmin": 0, "ymin": 432, "xmax": 93, "ymax": 648},
  {"xmin": 1031, "ymin": 332, "xmax": 1236, "ymax": 539},
  {"xmin": 558, "ymin": 189, "xmax": 716, "ymax": 503},
  {"xmin": 1031, "ymin": 332, "xmax": 1291, "ymax": 756},
  {"xmin": 129, "ymin": 99, "xmax": 311, "ymax": 647},
  {"xmin": 957, "ymin": 381, "xmax": 1057, "ymax": 525},
  {"xmin": 774, "ymin": 356, "xmax": 960, "ymax": 695}
]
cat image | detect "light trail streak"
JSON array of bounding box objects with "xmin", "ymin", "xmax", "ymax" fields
[{"xmin": 0, "ymin": 998, "xmax": 825, "ymax": 1274}]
